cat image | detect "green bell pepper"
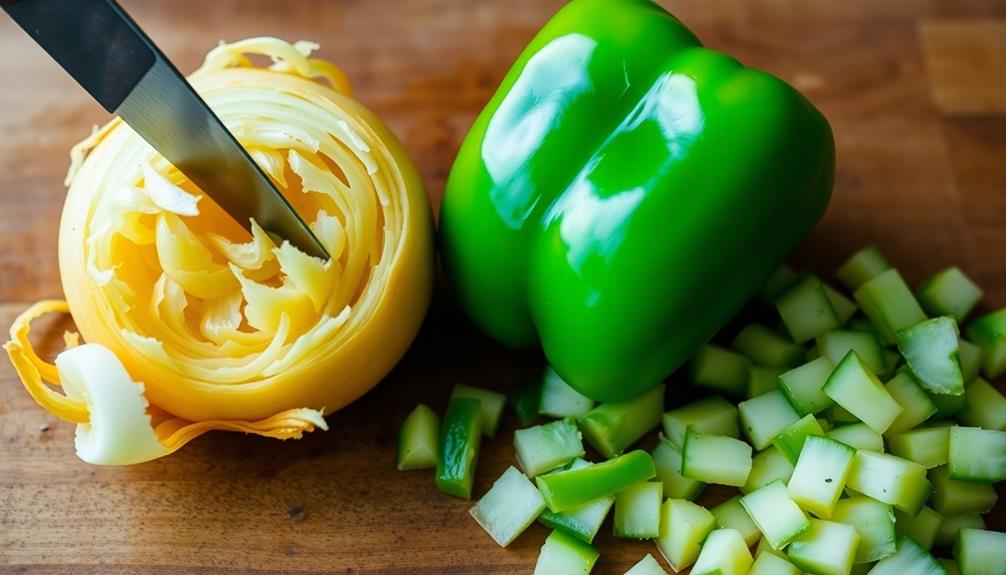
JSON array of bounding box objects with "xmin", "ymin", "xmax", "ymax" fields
[{"xmin": 440, "ymin": 0, "xmax": 834, "ymax": 401}]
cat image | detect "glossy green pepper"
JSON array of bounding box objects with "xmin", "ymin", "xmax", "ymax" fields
[{"xmin": 440, "ymin": 0, "xmax": 834, "ymax": 402}]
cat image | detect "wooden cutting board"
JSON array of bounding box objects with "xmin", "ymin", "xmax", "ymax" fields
[{"xmin": 1, "ymin": 1, "xmax": 1004, "ymax": 573}]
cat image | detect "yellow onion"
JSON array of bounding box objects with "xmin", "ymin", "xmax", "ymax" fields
[{"xmin": 4, "ymin": 38, "xmax": 433, "ymax": 464}]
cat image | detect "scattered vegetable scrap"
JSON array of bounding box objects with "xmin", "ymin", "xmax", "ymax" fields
[{"xmin": 399, "ymin": 246, "xmax": 1006, "ymax": 575}]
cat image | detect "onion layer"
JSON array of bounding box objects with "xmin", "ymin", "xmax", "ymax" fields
[{"xmin": 3, "ymin": 38, "xmax": 433, "ymax": 464}]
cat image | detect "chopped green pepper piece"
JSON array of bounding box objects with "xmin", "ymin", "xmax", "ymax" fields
[
  {"xmin": 733, "ymin": 323, "xmax": 807, "ymax": 367},
  {"xmin": 662, "ymin": 396, "xmax": 739, "ymax": 449},
  {"xmin": 824, "ymin": 284, "xmax": 859, "ymax": 325},
  {"xmin": 469, "ymin": 466, "xmax": 546, "ymax": 547},
  {"xmin": 534, "ymin": 529, "xmax": 599, "ymax": 575},
  {"xmin": 818, "ymin": 329, "xmax": 888, "ymax": 376},
  {"xmin": 739, "ymin": 389, "xmax": 801, "ymax": 450},
  {"xmin": 957, "ymin": 378, "xmax": 1006, "ymax": 431},
  {"xmin": 928, "ymin": 387, "xmax": 970, "ymax": 421},
  {"xmin": 780, "ymin": 356, "xmax": 836, "ymax": 416},
  {"xmin": 948, "ymin": 426, "xmax": 1006, "ymax": 482},
  {"xmin": 955, "ymin": 528, "xmax": 1006, "ymax": 575},
  {"xmin": 509, "ymin": 376, "xmax": 542, "ymax": 425},
  {"xmin": 853, "ymin": 269, "xmax": 927, "ymax": 344},
  {"xmin": 819, "ymin": 417, "xmax": 833, "ymax": 432},
  {"xmin": 748, "ymin": 365, "xmax": 785, "ymax": 398},
  {"xmin": 578, "ymin": 384, "xmax": 664, "ymax": 459},
  {"xmin": 786, "ymin": 435, "xmax": 855, "ymax": 519},
  {"xmin": 397, "ymin": 403, "xmax": 439, "ymax": 470},
  {"xmin": 831, "ymin": 497, "xmax": 897, "ymax": 564},
  {"xmin": 540, "ymin": 366, "xmax": 595, "ymax": 418},
  {"xmin": 451, "ymin": 383, "xmax": 506, "ymax": 437},
  {"xmin": 827, "ymin": 422, "xmax": 884, "ymax": 452},
  {"xmin": 651, "ymin": 435, "xmax": 705, "ymax": 500},
  {"xmin": 624, "ymin": 554, "xmax": 668, "ymax": 575},
  {"xmin": 823, "ymin": 351, "xmax": 903, "ymax": 434},
  {"xmin": 771, "ymin": 413, "xmax": 826, "ymax": 464},
  {"xmin": 538, "ymin": 459, "xmax": 614, "ymax": 544},
  {"xmin": 786, "ymin": 520, "xmax": 860, "ymax": 575},
  {"xmin": 894, "ymin": 505, "xmax": 942, "ymax": 551},
  {"xmin": 712, "ymin": 495, "xmax": 762, "ymax": 547},
  {"xmin": 957, "ymin": 339, "xmax": 983, "ymax": 385},
  {"xmin": 776, "ymin": 275, "xmax": 842, "ymax": 344},
  {"xmin": 896, "ymin": 317, "xmax": 964, "ymax": 396},
  {"xmin": 888, "ymin": 426, "xmax": 949, "ymax": 469},
  {"xmin": 435, "ymin": 398, "xmax": 482, "ymax": 499},
  {"xmin": 917, "ymin": 267, "xmax": 983, "ymax": 323},
  {"xmin": 837, "ymin": 246, "xmax": 891, "ymax": 291},
  {"xmin": 689, "ymin": 344, "xmax": 751, "ymax": 397},
  {"xmin": 936, "ymin": 514, "xmax": 985, "ymax": 548},
  {"xmin": 742, "ymin": 445, "xmax": 796, "ymax": 494},
  {"xmin": 756, "ymin": 535, "xmax": 786, "ymax": 559},
  {"xmin": 847, "ymin": 451, "xmax": 931, "ymax": 515},
  {"xmin": 536, "ymin": 450, "xmax": 655, "ymax": 513},
  {"xmin": 965, "ymin": 308, "xmax": 1006, "ymax": 379},
  {"xmin": 884, "ymin": 369, "xmax": 937, "ymax": 435},
  {"xmin": 613, "ymin": 481, "xmax": 663, "ymax": 539},
  {"xmin": 692, "ymin": 529, "xmax": 754, "ymax": 575},
  {"xmin": 870, "ymin": 535, "xmax": 945, "ymax": 575},
  {"xmin": 741, "ymin": 480, "xmax": 811, "ymax": 551},
  {"xmin": 681, "ymin": 429, "xmax": 753, "ymax": 487},
  {"xmin": 828, "ymin": 403, "xmax": 860, "ymax": 424},
  {"xmin": 657, "ymin": 498, "xmax": 716, "ymax": 571},
  {"xmin": 750, "ymin": 550, "xmax": 802, "ymax": 575},
  {"xmin": 514, "ymin": 417, "xmax": 585, "ymax": 477},
  {"xmin": 930, "ymin": 466, "xmax": 998, "ymax": 515}
]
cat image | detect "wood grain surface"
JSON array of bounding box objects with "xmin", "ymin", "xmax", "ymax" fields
[{"xmin": 1, "ymin": 1, "xmax": 1005, "ymax": 573}]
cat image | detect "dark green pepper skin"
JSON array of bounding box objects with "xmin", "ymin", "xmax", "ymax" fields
[
  {"xmin": 435, "ymin": 398, "xmax": 482, "ymax": 499},
  {"xmin": 508, "ymin": 377, "xmax": 543, "ymax": 426},
  {"xmin": 440, "ymin": 0, "xmax": 834, "ymax": 402}
]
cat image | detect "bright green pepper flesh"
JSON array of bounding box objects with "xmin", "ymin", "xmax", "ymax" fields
[
  {"xmin": 536, "ymin": 449, "xmax": 656, "ymax": 512},
  {"xmin": 440, "ymin": 0, "xmax": 834, "ymax": 402}
]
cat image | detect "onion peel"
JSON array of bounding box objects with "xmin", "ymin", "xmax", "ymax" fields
[{"xmin": 4, "ymin": 38, "xmax": 433, "ymax": 465}]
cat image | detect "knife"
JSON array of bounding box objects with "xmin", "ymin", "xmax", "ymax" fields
[{"xmin": 1, "ymin": 0, "xmax": 330, "ymax": 259}]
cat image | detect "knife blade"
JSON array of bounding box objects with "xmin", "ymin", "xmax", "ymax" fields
[{"xmin": 1, "ymin": 0, "xmax": 330, "ymax": 259}]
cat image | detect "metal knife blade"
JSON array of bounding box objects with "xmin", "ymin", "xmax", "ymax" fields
[{"xmin": 2, "ymin": 0, "xmax": 329, "ymax": 259}]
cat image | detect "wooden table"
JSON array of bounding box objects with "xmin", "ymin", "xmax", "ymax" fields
[{"xmin": 1, "ymin": 1, "xmax": 1004, "ymax": 573}]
